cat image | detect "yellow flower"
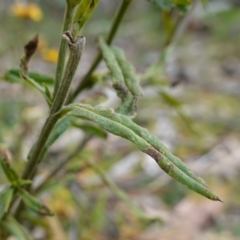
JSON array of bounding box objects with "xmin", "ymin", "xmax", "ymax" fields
[
  {"xmin": 41, "ymin": 48, "xmax": 59, "ymax": 63},
  {"xmin": 10, "ymin": 3, "xmax": 43, "ymax": 21}
]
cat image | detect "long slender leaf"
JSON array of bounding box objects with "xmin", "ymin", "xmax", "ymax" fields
[
  {"xmin": 62, "ymin": 103, "xmax": 220, "ymax": 201},
  {"xmin": 0, "ymin": 159, "xmax": 19, "ymax": 184},
  {"xmin": 23, "ymin": 75, "xmax": 52, "ymax": 106},
  {"xmin": 18, "ymin": 189, "xmax": 53, "ymax": 216},
  {"xmin": 0, "ymin": 186, "xmax": 14, "ymax": 218},
  {"xmin": 2, "ymin": 68, "xmax": 54, "ymax": 85},
  {"xmin": 2, "ymin": 68, "xmax": 52, "ymax": 105},
  {"xmin": 90, "ymin": 105, "xmax": 207, "ymax": 187},
  {"xmin": 99, "ymin": 38, "xmax": 139, "ymax": 117},
  {"xmin": 112, "ymin": 47, "xmax": 143, "ymax": 96},
  {"xmin": 99, "ymin": 37, "xmax": 127, "ymax": 99}
]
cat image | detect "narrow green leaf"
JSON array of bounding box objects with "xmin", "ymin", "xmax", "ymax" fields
[
  {"xmin": 0, "ymin": 215, "xmax": 33, "ymax": 240},
  {"xmin": 0, "ymin": 149, "xmax": 33, "ymax": 188},
  {"xmin": 18, "ymin": 189, "xmax": 53, "ymax": 216},
  {"xmin": 2, "ymin": 68, "xmax": 54, "ymax": 85},
  {"xmin": 62, "ymin": 103, "xmax": 220, "ymax": 201},
  {"xmin": 28, "ymin": 71, "xmax": 55, "ymax": 85},
  {"xmin": 99, "ymin": 38, "xmax": 138, "ymax": 117},
  {"xmin": 0, "ymin": 186, "xmax": 14, "ymax": 218},
  {"xmin": 72, "ymin": 122, "xmax": 107, "ymax": 138},
  {"xmin": 99, "ymin": 37, "xmax": 127, "ymax": 98},
  {"xmin": 112, "ymin": 47, "xmax": 143, "ymax": 96},
  {"xmin": 2, "ymin": 70, "xmax": 21, "ymax": 83},
  {"xmin": 23, "ymin": 75, "xmax": 52, "ymax": 106},
  {"xmin": 7, "ymin": 68, "xmax": 52, "ymax": 106},
  {"xmin": 0, "ymin": 159, "xmax": 19, "ymax": 183},
  {"xmin": 91, "ymin": 105, "xmax": 207, "ymax": 187}
]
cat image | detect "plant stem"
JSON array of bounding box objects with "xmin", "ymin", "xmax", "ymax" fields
[
  {"xmin": 34, "ymin": 135, "xmax": 92, "ymax": 193},
  {"xmin": 22, "ymin": 114, "xmax": 60, "ymax": 179},
  {"xmin": 68, "ymin": 0, "xmax": 134, "ymax": 103},
  {"xmin": 13, "ymin": 34, "xmax": 85, "ymax": 219},
  {"xmin": 22, "ymin": 34, "xmax": 86, "ymax": 181},
  {"xmin": 51, "ymin": 34, "xmax": 86, "ymax": 113},
  {"xmin": 53, "ymin": 3, "xmax": 75, "ymax": 98}
]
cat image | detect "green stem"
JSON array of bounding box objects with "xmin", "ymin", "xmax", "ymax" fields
[
  {"xmin": 22, "ymin": 34, "xmax": 86, "ymax": 181},
  {"xmin": 53, "ymin": 3, "xmax": 75, "ymax": 98},
  {"xmin": 68, "ymin": 0, "xmax": 134, "ymax": 103},
  {"xmin": 13, "ymin": 114, "xmax": 60, "ymax": 219},
  {"xmin": 51, "ymin": 34, "xmax": 86, "ymax": 114},
  {"xmin": 13, "ymin": 34, "xmax": 85, "ymax": 219},
  {"xmin": 22, "ymin": 115, "xmax": 59, "ymax": 180}
]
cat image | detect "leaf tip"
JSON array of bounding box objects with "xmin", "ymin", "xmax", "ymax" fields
[{"xmin": 215, "ymin": 196, "xmax": 223, "ymax": 203}]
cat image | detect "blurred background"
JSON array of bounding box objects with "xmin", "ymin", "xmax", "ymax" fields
[{"xmin": 1, "ymin": 0, "xmax": 240, "ymax": 239}]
